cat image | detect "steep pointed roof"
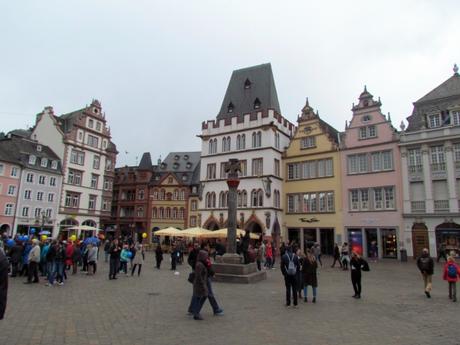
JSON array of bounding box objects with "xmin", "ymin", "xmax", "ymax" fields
[
  {"xmin": 217, "ymin": 63, "xmax": 281, "ymax": 119},
  {"xmin": 415, "ymin": 69, "xmax": 460, "ymax": 104},
  {"xmin": 138, "ymin": 152, "xmax": 152, "ymax": 170}
]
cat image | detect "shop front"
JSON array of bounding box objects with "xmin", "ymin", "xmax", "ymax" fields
[
  {"xmin": 347, "ymin": 227, "xmax": 398, "ymax": 259},
  {"xmin": 436, "ymin": 222, "xmax": 460, "ymax": 257},
  {"xmin": 381, "ymin": 228, "xmax": 398, "ymax": 258}
]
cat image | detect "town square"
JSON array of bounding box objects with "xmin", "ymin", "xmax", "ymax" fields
[{"xmin": 1, "ymin": 1, "xmax": 460, "ymax": 344}]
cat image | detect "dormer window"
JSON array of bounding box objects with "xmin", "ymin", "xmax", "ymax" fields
[
  {"xmin": 36, "ymin": 145, "xmax": 42, "ymax": 152},
  {"xmin": 184, "ymin": 154, "xmax": 189, "ymax": 160},
  {"xmin": 41, "ymin": 158, "xmax": 48, "ymax": 167},
  {"xmin": 244, "ymin": 78, "xmax": 251, "ymax": 89},
  {"xmin": 186, "ymin": 162, "xmax": 192, "ymax": 169},
  {"xmin": 428, "ymin": 114, "xmax": 441, "ymax": 128},
  {"xmin": 254, "ymin": 98, "xmax": 261, "ymax": 109},
  {"xmin": 160, "ymin": 163, "xmax": 166, "ymax": 170},
  {"xmin": 94, "ymin": 108, "xmax": 98, "ymax": 114},
  {"xmin": 363, "ymin": 100, "xmax": 369, "ymax": 107},
  {"xmin": 174, "ymin": 155, "xmax": 180, "ymax": 160},
  {"xmin": 51, "ymin": 161, "xmax": 58, "ymax": 170},
  {"xmin": 182, "ymin": 175, "xmax": 188, "ymax": 181},
  {"xmin": 173, "ymin": 162, "xmax": 179, "ymax": 169},
  {"xmin": 362, "ymin": 115, "xmax": 372, "ymax": 123},
  {"xmin": 227, "ymin": 102, "xmax": 234, "ymax": 113},
  {"xmin": 29, "ymin": 155, "xmax": 36, "ymax": 165}
]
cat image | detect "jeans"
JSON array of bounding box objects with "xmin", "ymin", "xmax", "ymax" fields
[
  {"xmin": 188, "ymin": 277, "xmax": 221, "ymax": 313},
  {"xmin": 120, "ymin": 261, "xmax": 128, "ymax": 274},
  {"xmin": 304, "ymin": 285, "xmax": 317, "ymax": 298},
  {"xmin": 284, "ymin": 275, "xmax": 298, "ymax": 306},
  {"xmin": 56, "ymin": 261, "xmax": 65, "ymax": 283},
  {"xmin": 449, "ymin": 282, "xmax": 457, "ymax": 300},
  {"xmin": 191, "ymin": 295, "xmax": 207, "ymax": 316},
  {"xmin": 131, "ymin": 264, "xmax": 142, "ymax": 276},
  {"xmin": 47, "ymin": 261, "xmax": 56, "ymax": 284},
  {"xmin": 109, "ymin": 257, "xmax": 119, "ymax": 278}
]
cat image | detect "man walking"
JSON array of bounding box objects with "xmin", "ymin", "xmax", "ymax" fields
[
  {"xmin": 281, "ymin": 246, "xmax": 300, "ymax": 307},
  {"xmin": 109, "ymin": 239, "xmax": 121, "ymax": 280},
  {"xmin": 417, "ymin": 248, "xmax": 434, "ymax": 298}
]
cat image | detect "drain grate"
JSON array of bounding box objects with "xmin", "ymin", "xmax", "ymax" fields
[{"xmin": 147, "ymin": 292, "xmax": 160, "ymax": 296}]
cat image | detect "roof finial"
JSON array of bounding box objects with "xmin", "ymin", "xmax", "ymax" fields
[
  {"xmin": 316, "ymin": 110, "xmax": 319, "ymax": 117},
  {"xmin": 345, "ymin": 120, "xmax": 348, "ymax": 129},
  {"xmin": 364, "ymin": 85, "xmax": 367, "ymax": 92},
  {"xmin": 306, "ymin": 97, "xmax": 309, "ymax": 107},
  {"xmin": 387, "ymin": 112, "xmax": 391, "ymax": 122},
  {"xmin": 454, "ymin": 63, "xmax": 459, "ymax": 75}
]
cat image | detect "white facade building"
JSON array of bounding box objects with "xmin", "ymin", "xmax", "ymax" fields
[{"xmin": 199, "ymin": 64, "xmax": 295, "ymax": 240}]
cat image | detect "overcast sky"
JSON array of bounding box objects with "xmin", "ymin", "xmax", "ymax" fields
[{"xmin": 1, "ymin": 1, "xmax": 458, "ymax": 166}]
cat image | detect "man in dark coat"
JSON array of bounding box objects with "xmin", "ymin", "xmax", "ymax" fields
[
  {"xmin": 8, "ymin": 242, "xmax": 23, "ymax": 277},
  {"xmin": 109, "ymin": 239, "xmax": 121, "ymax": 280},
  {"xmin": 0, "ymin": 248, "xmax": 9, "ymax": 319},
  {"xmin": 417, "ymin": 248, "xmax": 434, "ymax": 298},
  {"xmin": 281, "ymin": 246, "xmax": 300, "ymax": 307}
]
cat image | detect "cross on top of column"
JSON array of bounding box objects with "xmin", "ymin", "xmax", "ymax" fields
[{"xmin": 225, "ymin": 159, "xmax": 241, "ymax": 179}]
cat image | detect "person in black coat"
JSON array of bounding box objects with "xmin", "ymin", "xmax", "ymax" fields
[
  {"xmin": 0, "ymin": 248, "xmax": 8, "ymax": 319},
  {"xmin": 109, "ymin": 239, "xmax": 121, "ymax": 280},
  {"xmin": 302, "ymin": 250, "xmax": 318, "ymax": 303},
  {"xmin": 155, "ymin": 244, "xmax": 163, "ymax": 269},
  {"xmin": 281, "ymin": 246, "xmax": 301, "ymax": 307},
  {"xmin": 8, "ymin": 242, "xmax": 23, "ymax": 277},
  {"xmin": 417, "ymin": 248, "xmax": 434, "ymax": 298},
  {"xmin": 330, "ymin": 243, "xmax": 342, "ymax": 268},
  {"xmin": 350, "ymin": 252, "xmax": 369, "ymax": 299}
]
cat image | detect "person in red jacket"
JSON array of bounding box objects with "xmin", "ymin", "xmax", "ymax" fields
[
  {"xmin": 443, "ymin": 255, "xmax": 460, "ymax": 302},
  {"xmin": 65, "ymin": 242, "xmax": 74, "ymax": 271}
]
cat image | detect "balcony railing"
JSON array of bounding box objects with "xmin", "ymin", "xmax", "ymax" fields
[
  {"xmin": 411, "ymin": 201, "xmax": 426, "ymax": 213},
  {"xmin": 431, "ymin": 163, "xmax": 447, "ymax": 179},
  {"xmin": 408, "ymin": 165, "xmax": 424, "ymax": 181},
  {"xmin": 434, "ymin": 200, "xmax": 450, "ymax": 213}
]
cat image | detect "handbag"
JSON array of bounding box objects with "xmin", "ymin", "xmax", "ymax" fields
[{"xmin": 187, "ymin": 272, "xmax": 195, "ymax": 284}]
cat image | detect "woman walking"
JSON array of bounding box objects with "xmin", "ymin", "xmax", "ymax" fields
[
  {"xmin": 155, "ymin": 244, "xmax": 163, "ymax": 269},
  {"xmin": 191, "ymin": 250, "xmax": 209, "ymax": 320},
  {"xmin": 131, "ymin": 243, "xmax": 144, "ymax": 276},
  {"xmin": 302, "ymin": 249, "xmax": 318, "ymax": 303}
]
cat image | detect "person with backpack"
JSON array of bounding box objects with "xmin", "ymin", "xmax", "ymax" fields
[
  {"xmin": 443, "ymin": 255, "xmax": 460, "ymax": 302},
  {"xmin": 281, "ymin": 246, "xmax": 300, "ymax": 307},
  {"xmin": 341, "ymin": 243, "xmax": 350, "ymax": 270},
  {"xmin": 350, "ymin": 251, "xmax": 369, "ymax": 299},
  {"xmin": 416, "ymin": 248, "xmax": 434, "ymax": 298}
]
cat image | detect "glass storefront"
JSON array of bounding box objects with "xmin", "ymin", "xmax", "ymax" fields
[
  {"xmin": 381, "ymin": 228, "xmax": 397, "ymax": 258},
  {"xmin": 365, "ymin": 228, "xmax": 378, "ymax": 258},
  {"xmin": 287, "ymin": 228, "xmax": 300, "ymax": 245},
  {"xmin": 348, "ymin": 229, "xmax": 363, "ymax": 255},
  {"xmin": 436, "ymin": 229, "xmax": 460, "ymax": 257},
  {"xmin": 303, "ymin": 228, "xmax": 317, "ymax": 250}
]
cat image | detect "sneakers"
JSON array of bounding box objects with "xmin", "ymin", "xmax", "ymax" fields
[
  {"xmin": 193, "ymin": 315, "xmax": 203, "ymax": 320},
  {"xmin": 58, "ymin": 282, "xmax": 64, "ymax": 286},
  {"xmin": 214, "ymin": 309, "xmax": 224, "ymax": 316},
  {"xmin": 312, "ymin": 297, "xmax": 316, "ymax": 303}
]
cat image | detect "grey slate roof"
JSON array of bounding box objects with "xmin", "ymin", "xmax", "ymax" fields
[
  {"xmin": 0, "ymin": 136, "xmax": 62, "ymax": 174},
  {"xmin": 217, "ymin": 63, "xmax": 281, "ymax": 119},
  {"xmin": 415, "ymin": 72, "xmax": 460, "ymax": 104},
  {"xmin": 138, "ymin": 152, "xmax": 153, "ymax": 170},
  {"xmin": 153, "ymin": 151, "xmax": 201, "ymax": 186}
]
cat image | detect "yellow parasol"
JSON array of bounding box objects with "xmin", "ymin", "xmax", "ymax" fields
[
  {"xmin": 179, "ymin": 227, "xmax": 213, "ymax": 238},
  {"xmin": 154, "ymin": 227, "xmax": 182, "ymax": 236},
  {"xmin": 202, "ymin": 228, "xmax": 260, "ymax": 240}
]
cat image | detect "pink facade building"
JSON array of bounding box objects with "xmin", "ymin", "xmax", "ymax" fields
[
  {"xmin": 0, "ymin": 147, "xmax": 21, "ymax": 236},
  {"xmin": 340, "ymin": 87, "xmax": 403, "ymax": 259}
]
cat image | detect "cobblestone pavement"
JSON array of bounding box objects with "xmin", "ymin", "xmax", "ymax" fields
[{"xmin": 1, "ymin": 254, "xmax": 459, "ymax": 345}]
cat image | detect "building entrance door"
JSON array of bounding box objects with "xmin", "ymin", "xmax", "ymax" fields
[
  {"xmin": 320, "ymin": 228, "xmax": 334, "ymax": 255},
  {"xmin": 412, "ymin": 223, "xmax": 429, "ymax": 258}
]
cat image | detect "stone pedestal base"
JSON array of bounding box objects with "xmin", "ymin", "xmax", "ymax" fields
[{"xmin": 212, "ymin": 255, "xmax": 267, "ymax": 284}]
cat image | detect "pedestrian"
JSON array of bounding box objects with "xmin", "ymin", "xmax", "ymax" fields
[
  {"xmin": 45, "ymin": 240, "xmax": 57, "ymax": 286},
  {"xmin": 104, "ymin": 240, "xmax": 110, "ymax": 263},
  {"xmin": 120, "ymin": 244, "xmax": 130, "ymax": 275},
  {"xmin": 281, "ymin": 246, "xmax": 300, "ymax": 307},
  {"xmin": 87, "ymin": 244, "xmax": 98, "ymax": 275},
  {"xmin": 155, "ymin": 244, "xmax": 163, "ymax": 269},
  {"xmin": 131, "ymin": 243, "xmax": 144, "ymax": 276},
  {"xmin": 171, "ymin": 243, "xmax": 179, "ymax": 271},
  {"xmin": 341, "ymin": 243, "xmax": 350, "ymax": 270},
  {"xmin": 255, "ymin": 242, "xmax": 262, "ymax": 271},
  {"xmin": 8, "ymin": 241, "xmax": 22, "ymax": 277},
  {"xmin": 302, "ymin": 249, "xmax": 318, "ymax": 303},
  {"xmin": 81, "ymin": 243, "xmax": 89, "ymax": 273},
  {"xmin": 265, "ymin": 242, "xmax": 273, "ymax": 269},
  {"xmin": 40, "ymin": 240, "xmax": 50, "ymax": 277},
  {"xmin": 109, "ymin": 239, "xmax": 121, "ymax": 280},
  {"xmin": 350, "ymin": 251, "xmax": 369, "ymax": 299},
  {"xmin": 313, "ymin": 243, "xmax": 322, "ymax": 267},
  {"xmin": 72, "ymin": 242, "xmax": 81, "ymax": 275},
  {"xmin": 241, "ymin": 231, "xmax": 250, "ymax": 264},
  {"xmin": 296, "ymin": 247, "xmax": 304, "ymax": 299},
  {"xmin": 443, "ymin": 254, "xmax": 460, "ymax": 302},
  {"xmin": 259, "ymin": 240, "xmax": 266, "ymax": 268},
  {"xmin": 437, "ymin": 243, "xmax": 447, "ymax": 263},
  {"xmin": 370, "ymin": 241, "xmax": 378, "ymax": 262},
  {"xmin": 25, "ymin": 239, "xmax": 40, "ymax": 284},
  {"xmin": 65, "ymin": 241, "xmax": 74, "ymax": 271},
  {"xmin": 0, "ymin": 248, "xmax": 8, "ymax": 319},
  {"xmin": 331, "ymin": 243, "xmax": 342, "ymax": 268},
  {"xmin": 417, "ymin": 248, "xmax": 434, "ymax": 298},
  {"xmin": 191, "ymin": 250, "xmax": 209, "ymax": 320},
  {"xmin": 20, "ymin": 241, "xmax": 31, "ymax": 277},
  {"xmin": 55, "ymin": 241, "xmax": 66, "ymax": 285}
]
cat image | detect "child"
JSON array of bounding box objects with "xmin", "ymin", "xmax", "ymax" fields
[
  {"xmin": 443, "ymin": 255, "xmax": 460, "ymax": 302},
  {"xmin": 120, "ymin": 244, "xmax": 130, "ymax": 275}
]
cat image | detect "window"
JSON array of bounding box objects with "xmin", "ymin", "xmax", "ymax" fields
[
  {"xmin": 11, "ymin": 167, "xmax": 19, "ymax": 177},
  {"xmin": 29, "ymin": 155, "xmax": 36, "ymax": 165},
  {"xmin": 4, "ymin": 204, "xmax": 14, "ymax": 216},
  {"xmin": 105, "ymin": 159, "xmax": 113, "ymax": 171},
  {"xmin": 236, "ymin": 134, "xmax": 246, "ymax": 150},
  {"xmin": 41, "ymin": 158, "xmax": 48, "ymax": 167},
  {"xmin": 88, "ymin": 195, "xmax": 97, "ymax": 210},
  {"xmin": 0, "ymin": 163, "xmax": 4, "ymax": 175},
  {"xmin": 428, "ymin": 114, "xmax": 441, "ymax": 128},
  {"xmin": 374, "ymin": 188, "xmax": 383, "ymax": 209},
  {"xmin": 102, "ymin": 199, "xmax": 110, "ymax": 211},
  {"xmin": 152, "ymin": 207, "xmax": 158, "ymax": 218},
  {"xmin": 274, "ymin": 159, "xmax": 280, "ymax": 177},
  {"xmin": 45, "ymin": 209, "xmax": 52, "ymax": 218},
  {"xmin": 51, "ymin": 161, "xmax": 58, "ymax": 170},
  {"xmin": 219, "ymin": 191, "xmax": 228, "ymax": 208},
  {"xmin": 359, "ymin": 125, "xmax": 377, "ymax": 139},
  {"xmin": 371, "ymin": 151, "xmax": 393, "ymax": 172},
  {"xmin": 91, "ymin": 174, "xmax": 99, "ymax": 189},
  {"xmin": 222, "ymin": 136, "xmax": 231, "ymax": 152},
  {"xmin": 39, "ymin": 175, "xmax": 46, "ymax": 185},
  {"xmin": 7, "ymin": 185, "xmax": 16, "ymax": 196},
  {"xmin": 239, "ymin": 160, "xmax": 247, "ymax": 177},
  {"xmin": 454, "ymin": 143, "xmax": 460, "ymax": 163},
  {"xmin": 65, "ymin": 192, "xmax": 80, "ymax": 208},
  {"xmin": 452, "ymin": 111, "xmax": 460, "ymax": 126},
  {"xmin": 159, "ymin": 208, "xmax": 164, "ymax": 218},
  {"xmin": 34, "ymin": 208, "xmax": 42, "ymax": 218},
  {"xmin": 287, "ymin": 192, "xmax": 334, "ymax": 213},
  {"xmin": 220, "ymin": 162, "xmax": 228, "ymax": 179},
  {"xmin": 96, "ymin": 121, "xmax": 102, "ymax": 131},
  {"xmin": 93, "ymin": 155, "xmax": 100, "ymax": 169},
  {"xmin": 252, "ymin": 158, "xmax": 263, "ymax": 176},
  {"xmin": 254, "ymin": 98, "xmax": 261, "ymax": 109},
  {"xmin": 287, "ymin": 194, "xmax": 300, "ymax": 213},
  {"xmin": 237, "ymin": 190, "xmax": 248, "ymax": 207},
  {"xmin": 50, "ymin": 177, "xmax": 56, "ymax": 186},
  {"xmin": 22, "ymin": 207, "xmax": 29, "ymax": 217},
  {"xmin": 191, "ymin": 200, "xmax": 197, "ymax": 211},
  {"xmin": 251, "ymin": 189, "xmax": 264, "ymax": 207},
  {"xmin": 430, "ymin": 145, "xmax": 445, "ymax": 171},
  {"xmin": 206, "ymin": 192, "xmax": 216, "ymax": 208},
  {"xmin": 48, "ymin": 193, "xmax": 54, "ymax": 202},
  {"xmin": 70, "ymin": 150, "xmax": 85, "ymax": 165},
  {"xmin": 275, "ymin": 132, "xmax": 280, "ymax": 149},
  {"xmin": 227, "ymin": 102, "xmax": 234, "ymax": 113},
  {"xmin": 137, "ymin": 207, "xmax": 144, "ymax": 217},
  {"xmin": 26, "ymin": 173, "xmax": 34, "ymax": 183},
  {"xmin": 350, "ymin": 190, "xmax": 359, "ymax": 210},
  {"xmin": 68, "ymin": 169, "xmax": 82, "ymax": 186},
  {"xmin": 87, "ymin": 135, "xmax": 99, "ymax": 148},
  {"xmin": 165, "ymin": 208, "xmax": 171, "ymax": 218},
  {"xmin": 206, "ymin": 164, "xmax": 216, "ymax": 180},
  {"xmin": 24, "ymin": 190, "xmax": 32, "ymax": 200},
  {"xmin": 88, "ymin": 118, "xmax": 94, "ymax": 128},
  {"xmin": 274, "ymin": 190, "xmax": 281, "ymax": 208},
  {"xmin": 36, "ymin": 191, "xmax": 43, "ymax": 201},
  {"xmin": 300, "ymin": 136, "xmax": 316, "ymax": 149},
  {"xmin": 190, "ymin": 216, "xmax": 197, "ymax": 227},
  {"xmin": 138, "ymin": 190, "xmax": 145, "ymax": 200},
  {"xmin": 252, "ymin": 131, "xmax": 262, "ymax": 148},
  {"xmin": 180, "ymin": 190, "xmax": 185, "ymax": 200}
]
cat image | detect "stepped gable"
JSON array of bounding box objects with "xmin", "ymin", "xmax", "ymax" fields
[{"xmin": 217, "ymin": 63, "xmax": 281, "ymax": 120}]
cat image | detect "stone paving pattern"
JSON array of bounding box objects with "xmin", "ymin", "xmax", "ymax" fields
[{"xmin": 1, "ymin": 254, "xmax": 459, "ymax": 345}]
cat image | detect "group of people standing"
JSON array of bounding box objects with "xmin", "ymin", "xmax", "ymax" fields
[{"xmin": 106, "ymin": 239, "xmax": 145, "ymax": 279}]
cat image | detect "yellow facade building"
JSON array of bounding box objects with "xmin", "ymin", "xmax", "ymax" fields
[{"xmin": 283, "ymin": 100, "xmax": 342, "ymax": 254}]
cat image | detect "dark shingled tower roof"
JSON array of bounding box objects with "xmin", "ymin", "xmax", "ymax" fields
[
  {"xmin": 217, "ymin": 63, "xmax": 281, "ymax": 119},
  {"xmin": 138, "ymin": 152, "xmax": 152, "ymax": 170}
]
